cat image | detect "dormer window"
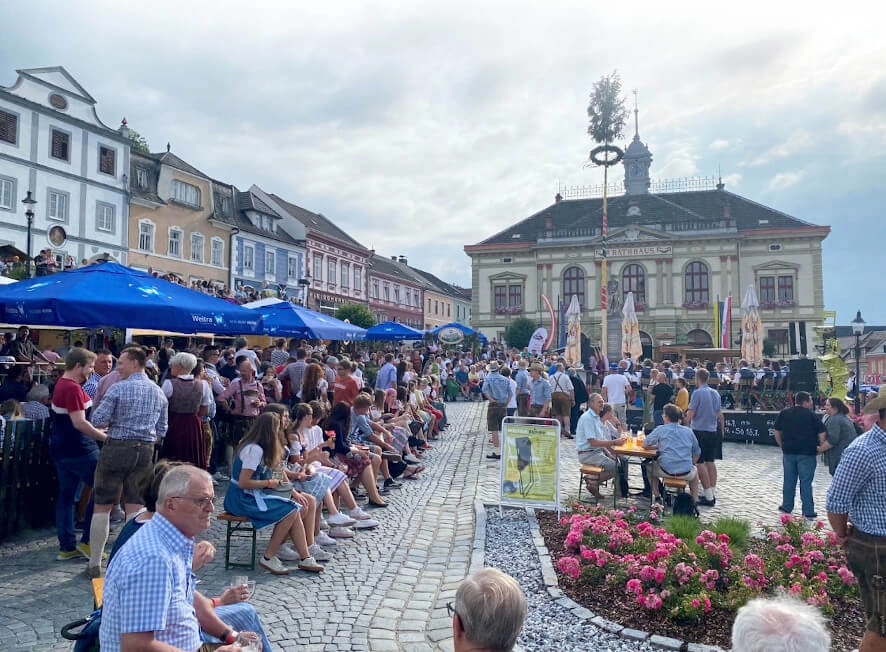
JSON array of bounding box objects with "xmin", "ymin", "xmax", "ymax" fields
[{"xmin": 172, "ymin": 180, "xmax": 200, "ymax": 208}]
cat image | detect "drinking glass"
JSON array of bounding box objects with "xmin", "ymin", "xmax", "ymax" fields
[{"xmin": 237, "ymin": 631, "xmax": 260, "ymax": 652}]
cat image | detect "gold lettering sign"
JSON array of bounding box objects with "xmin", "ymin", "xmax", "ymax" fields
[{"xmin": 594, "ymin": 245, "xmax": 672, "ymax": 257}]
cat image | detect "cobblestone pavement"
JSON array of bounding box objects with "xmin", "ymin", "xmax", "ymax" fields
[
  {"xmin": 0, "ymin": 401, "xmax": 487, "ymax": 652},
  {"xmin": 0, "ymin": 400, "xmax": 835, "ymax": 651}
]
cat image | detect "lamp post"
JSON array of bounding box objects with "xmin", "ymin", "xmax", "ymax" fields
[
  {"xmin": 851, "ymin": 309, "xmax": 866, "ymax": 414},
  {"xmin": 299, "ymin": 268, "xmax": 312, "ymax": 307},
  {"xmin": 21, "ymin": 191, "xmax": 37, "ymax": 278}
]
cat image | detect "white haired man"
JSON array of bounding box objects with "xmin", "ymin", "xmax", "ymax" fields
[
  {"xmin": 450, "ymin": 568, "xmax": 527, "ymax": 652},
  {"xmin": 731, "ymin": 596, "xmax": 830, "ymax": 652}
]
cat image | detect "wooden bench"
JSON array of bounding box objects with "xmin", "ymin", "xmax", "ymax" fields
[
  {"xmin": 661, "ymin": 476, "xmax": 689, "ymax": 509},
  {"xmin": 217, "ymin": 512, "xmax": 257, "ymax": 570},
  {"xmin": 92, "ymin": 577, "xmax": 104, "ymax": 608},
  {"xmin": 578, "ymin": 464, "xmax": 606, "ymax": 502}
]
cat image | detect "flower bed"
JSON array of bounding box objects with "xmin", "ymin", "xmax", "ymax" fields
[{"xmin": 539, "ymin": 505, "xmax": 862, "ymax": 650}]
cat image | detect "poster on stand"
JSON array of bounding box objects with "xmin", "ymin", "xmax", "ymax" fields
[{"xmin": 498, "ymin": 417, "xmax": 560, "ymax": 512}]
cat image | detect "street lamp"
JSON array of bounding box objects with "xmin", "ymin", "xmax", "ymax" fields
[
  {"xmin": 851, "ymin": 309, "xmax": 866, "ymax": 414},
  {"xmin": 21, "ymin": 191, "xmax": 37, "ymax": 278},
  {"xmin": 298, "ymin": 268, "xmax": 312, "ymax": 307}
]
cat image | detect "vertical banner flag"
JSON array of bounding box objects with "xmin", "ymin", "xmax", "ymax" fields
[
  {"xmin": 720, "ymin": 294, "xmax": 732, "ymax": 348},
  {"xmin": 713, "ymin": 297, "xmax": 721, "ymax": 349},
  {"xmin": 499, "ymin": 417, "xmax": 561, "ymax": 512}
]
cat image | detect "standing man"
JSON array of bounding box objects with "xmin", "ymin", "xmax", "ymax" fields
[
  {"xmin": 685, "ymin": 368, "xmax": 724, "ymax": 507},
  {"xmin": 549, "ymin": 363, "xmax": 575, "ymax": 438},
  {"xmin": 85, "ymin": 346, "xmax": 168, "ymax": 578},
  {"xmin": 773, "ymin": 391, "xmax": 826, "ymax": 520},
  {"xmin": 514, "ymin": 360, "xmax": 531, "ymax": 417},
  {"xmin": 601, "ymin": 362, "xmax": 632, "ymax": 427},
  {"xmin": 568, "ymin": 367, "xmax": 589, "ymax": 435},
  {"xmin": 99, "ymin": 465, "xmax": 248, "ymax": 652},
  {"xmin": 374, "ymin": 353, "xmax": 398, "ymax": 391},
  {"xmin": 826, "ymin": 393, "xmax": 886, "ymax": 652},
  {"xmin": 527, "ymin": 364, "xmax": 552, "ymax": 418},
  {"xmin": 278, "ymin": 348, "xmax": 308, "ymax": 404},
  {"xmin": 9, "ymin": 325, "xmax": 52, "ymax": 365},
  {"xmin": 450, "ymin": 568, "xmax": 527, "ymax": 652},
  {"xmin": 82, "ymin": 349, "xmax": 114, "ymax": 400},
  {"xmin": 50, "ymin": 348, "xmax": 108, "ymax": 561},
  {"xmin": 482, "ymin": 362, "xmax": 513, "ymax": 460}
]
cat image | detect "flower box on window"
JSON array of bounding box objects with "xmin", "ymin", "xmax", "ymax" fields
[
  {"xmin": 494, "ymin": 306, "xmax": 508, "ymax": 315},
  {"xmin": 509, "ymin": 305, "xmax": 522, "ymax": 314},
  {"xmin": 760, "ymin": 299, "xmax": 795, "ymax": 309},
  {"xmin": 682, "ymin": 301, "xmax": 709, "ymax": 310}
]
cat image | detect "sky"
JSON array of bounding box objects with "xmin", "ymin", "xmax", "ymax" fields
[{"xmin": 1, "ymin": 0, "xmax": 883, "ymax": 322}]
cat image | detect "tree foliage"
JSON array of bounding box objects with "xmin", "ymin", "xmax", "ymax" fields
[
  {"xmin": 128, "ymin": 130, "xmax": 150, "ymax": 154},
  {"xmin": 335, "ymin": 303, "xmax": 376, "ymax": 329},
  {"xmin": 587, "ymin": 71, "xmax": 627, "ymax": 146},
  {"xmin": 504, "ymin": 317, "xmax": 538, "ymax": 350}
]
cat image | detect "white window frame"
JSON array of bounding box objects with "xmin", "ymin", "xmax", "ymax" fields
[
  {"xmin": 341, "ymin": 261, "xmax": 349, "ymax": 288},
  {"xmin": 168, "ymin": 227, "xmax": 183, "ymax": 258},
  {"xmin": 0, "ymin": 175, "xmax": 16, "ymax": 210},
  {"xmin": 327, "ymin": 258, "xmax": 336, "ymax": 286},
  {"xmin": 47, "ymin": 188, "xmax": 70, "ymax": 222},
  {"xmin": 190, "ymin": 232, "xmax": 205, "ymax": 263},
  {"xmin": 313, "ymin": 254, "xmax": 322, "ymax": 281},
  {"xmin": 265, "ymin": 249, "xmax": 276, "ymax": 276},
  {"xmin": 243, "ymin": 244, "xmax": 255, "ymax": 272},
  {"xmin": 95, "ymin": 201, "xmax": 115, "ymax": 233},
  {"xmin": 210, "ymin": 238, "xmax": 224, "ymax": 267},
  {"xmin": 98, "ymin": 144, "xmax": 116, "ymax": 177},
  {"xmin": 50, "ymin": 127, "xmax": 71, "ymax": 162},
  {"xmin": 288, "ymin": 255, "xmax": 299, "ymax": 280},
  {"xmin": 354, "ymin": 266, "xmax": 362, "ymax": 292},
  {"xmin": 135, "ymin": 167, "xmax": 148, "ymax": 188},
  {"xmin": 138, "ymin": 220, "xmax": 155, "ymax": 252},
  {"xmin": 172, "ymin": 180, "xmax": 200, "ymax": 207},
  {"xmin": 0, "ymin": 108, "xmax": 19, "ymax": 146}
]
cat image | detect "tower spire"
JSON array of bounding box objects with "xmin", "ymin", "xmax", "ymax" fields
[{"xmin": 633, "ymin": 89, "xmax": 640, "ymax": 139}]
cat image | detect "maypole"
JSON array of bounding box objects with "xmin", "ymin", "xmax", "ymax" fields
[{"xmin": 587, "ymin": 72, "xmax": 627, "ymax": 363}]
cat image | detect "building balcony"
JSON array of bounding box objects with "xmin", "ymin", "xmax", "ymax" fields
[
  {"xmin": 681, "ymin": 300, "xmax": 710, "ymax": 310},
  {"xmin": 759, "ymin": 299, "xmax": 795, "ymax": 309},
  {"xmin": 494, "ymin": 305, "xmax": 523, "ymax": 315}
]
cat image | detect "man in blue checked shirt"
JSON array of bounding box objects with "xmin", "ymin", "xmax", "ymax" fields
[
  {"xmin": 827, "ymin": 393, "xmax": 886, "ymax": 651},
  {"xmin": 100, "ymin": 465, "xmax": 255, "ymax": 651},
  {"xmin": 482, "ymin": 362, "xmax": 513, "ymax": 460}
]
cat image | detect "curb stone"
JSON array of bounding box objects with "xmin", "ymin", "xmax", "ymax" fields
[{"xmin": 516, "ymin": 505, "xmax": 727, "ymax": 652}]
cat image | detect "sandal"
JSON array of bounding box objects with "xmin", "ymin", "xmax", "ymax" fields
[{"xmin": 584, "ymin": 477, "xmax": 602, "ymax": 499}]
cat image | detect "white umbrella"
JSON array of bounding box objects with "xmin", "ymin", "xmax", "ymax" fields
[
  {"xmin": 564, "ymin": 294, "xmax": 582, "ymax": 367},
  {"xmin": 621, "ymin": 291, "xmax": 642, "ymax": 361},
  {"xmin": 741, "ymin": 284, "xmax": 763, "ymax": 365}
]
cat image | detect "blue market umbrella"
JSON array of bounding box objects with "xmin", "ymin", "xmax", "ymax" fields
[
  {"xmin": 365, "ymin": 321, "xmax": 424, "ymax": 341},
  {"xmin": 249, "ymin": 301, "xmax": 367, "ymax": 341},
  {"xmin": 0, "ymin": 262, "xmax": 261, "ymax": 335},
  {"xmin": 427, "ymin": 322, "xmax": 488, "ymax": 345}
]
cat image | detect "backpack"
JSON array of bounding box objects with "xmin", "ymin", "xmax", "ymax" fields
[{"xmin": 672, "ymin": 493, "xmax": 699, "ymax": 517}]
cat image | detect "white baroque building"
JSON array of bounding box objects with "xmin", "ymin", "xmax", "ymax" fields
[
  {"xmin": 0, "ymin": 67, "xmax": 130, "ymax": 268},
  {"xmin": 465, "ymin": 118, "xmax": 830, "ymax": 359}
]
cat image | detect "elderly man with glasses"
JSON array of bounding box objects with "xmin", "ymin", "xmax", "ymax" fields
[{"xmin": 449, "ymin": 568, "xmax": 527, "ymax": 652}]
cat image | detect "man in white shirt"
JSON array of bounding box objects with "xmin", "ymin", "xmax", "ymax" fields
[
  {"xmin": 601, "ymin": 363, "xmax": 633, "ymax": 427},
  {"xmin": 233, "ymin": 337, "xmax": 259, "ymax": 372}
]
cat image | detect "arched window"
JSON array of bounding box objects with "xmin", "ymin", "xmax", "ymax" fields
[
  {"xmin": 622, "ymin": 264, "xmax": 646, "ymax": 306},
  {"xmin": 684, "ymin": 261, "xmax": 709, "ymax": 306},
  {"xmin": 563, "ymin": 266, "xmax": 585, "ymax": 310},
  {"xmin": 687, "ymin": 329, "xmax": 713, "ymax": 347}
]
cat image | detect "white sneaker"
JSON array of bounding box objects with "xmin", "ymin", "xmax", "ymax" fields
[
  {"xmin": 327, "ymin": 512, "xmax": 357, "ymax": 527},
  {"xmin": 297, "ymin": 556, "xmax": 324, "ymax": 572},
  {"xmin": 349, "ymin": 507, "xmax": 373, "ymax": 521},
  {"xmin": 276, "ymin": 543, "xmax": 301, "ymax": 561},
  {"xmin": 315, "ymin": 531, "xmax": 338, "ymax": 547},
  {"xmin": 328, "ymin": 526, "xmax": 355, "ymax": 538},
  {"xmin": 353, "ymin": 517, "xmax": 379, "ymax": 529},
  {"xmin": 259, "ymin": 555, "xmax": 290, "ymax": 575},
  {"xmin": 308, "ymin": 543, "xmax": 333, "ymax": 562},
  {"xmin": 319, "ymin": 517, "xmax": 329, "ymax": 531}
]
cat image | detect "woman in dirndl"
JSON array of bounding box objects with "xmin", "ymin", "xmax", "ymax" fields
[{"xmin": 160, "ymin": 353, "xmax": 210, "ymax": 469}]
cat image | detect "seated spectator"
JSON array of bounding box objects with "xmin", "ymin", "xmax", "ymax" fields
[
  {"xmin": 325, "ymin": 402, "xmax": 388, "ymax": 507},
  {"xmin": 21, "ymin": 384, "xmax": 50, "ymax": 421},
  {"xmin": 451, "ymin": 568, "xmax": 527, "ymax": 652},
  {"xmin": 108, "ymin": 460, "xmax": 272, "ymax": 651},
  {"xmin": 731, "ymin": 596, "xmax": 830, "ymax": 652},
  {"xmin": 575, "ymin": 394, "xmax": 626, "ymax": 501},
  {"xmin": 0, "ymin": 364, "xmax": 30, "ymax": 403},
  {"xmin": 223, "ymin": 412, "xmax": 324, "ymax": 574},
  {"xmin": 0, "ymin": 398, "xmax": 24, "ymax": 421},
  {"xmin": 642, "ymin": 403, "xmax": 700, "ymax": 505},
  {"xmin": 100, "ymin": 464, "xmax": 258, "ymax": 651}
]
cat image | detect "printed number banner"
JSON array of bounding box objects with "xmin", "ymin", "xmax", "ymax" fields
[{"xmin": 499, "ymin": 418, "xmax": 560, "ymax": 510}]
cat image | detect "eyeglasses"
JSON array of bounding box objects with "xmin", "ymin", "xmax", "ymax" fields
[
  {"xmin": 446, "ymin": 602, "xmax": 458, "ymax": 618},
  {"xmin": 171, "ymin": 495, "xmax": 215, "ymax": 509}
]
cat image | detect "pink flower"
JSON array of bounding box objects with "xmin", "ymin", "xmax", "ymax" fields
[
  {"xmin": 557, "ymin": 556, "xmax": 581, "ymax": 580},
  {"xmin": 643, "ymin": 593, "xmax": 663, "ymax": 610},
  {"xmin": 691, "ymin": 598, "xmax": 700, "ymax": 608},
  {"xmin": 654, "ymin": 568, "xmax": 666, "ymax": 584},
  {"xmin": 639, "ymin": 565, "xmax": 656, "ymax": 582},
  {"xmin": 626, "ymin": 578, "xmax": 643, "ymax": 595},
  {"xmin": 780, "ymin": 513, "xmax": 792, "ymax": 525}
]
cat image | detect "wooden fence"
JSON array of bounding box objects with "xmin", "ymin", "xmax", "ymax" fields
[{"xmin": 0, "ymin": 418, "xmax": 57, "ymax": 542}]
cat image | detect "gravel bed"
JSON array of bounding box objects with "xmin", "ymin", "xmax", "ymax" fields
[{"xmin": 485, "ymin": 507, "xmax": 657, "ymax": 652}]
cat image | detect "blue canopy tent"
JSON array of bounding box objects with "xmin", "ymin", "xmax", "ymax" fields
[
  {"xmin": 365, "ymin": 321, "xmax": 424, "ymax": 341},
  {"xmin": 0, "ymin": 263, "xmax": 262, "ymax": 335},
  {"xmin": 248, "ymin": 301, "xmax": 367, "ymax": 341},
  {"xmin": 427, "ymin": 322, "xmax": 488, "ymax": 345}
]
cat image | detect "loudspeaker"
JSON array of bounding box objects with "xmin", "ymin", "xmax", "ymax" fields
[{"xmin": 789, "ymin": 358, "xmax": 817, "ymax": 392}]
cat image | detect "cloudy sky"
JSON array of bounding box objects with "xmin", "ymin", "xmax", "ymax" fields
[{"xmin": 2, "ymin": 1, "xmax": 883, "ymax": 322}]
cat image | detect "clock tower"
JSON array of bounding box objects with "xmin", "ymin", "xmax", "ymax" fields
[{"xmin": 623, "ymin": 90, "xmax": 653, "ymax": 195}]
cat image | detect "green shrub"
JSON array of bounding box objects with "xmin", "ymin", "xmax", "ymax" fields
[{"xmin": 711, "ymin": 516, "xmax": 750, "ymax": 551}]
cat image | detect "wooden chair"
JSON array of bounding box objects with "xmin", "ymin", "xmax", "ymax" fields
[
  {"xmin": 661, "ymin": 476, "xmax": 689, "ymax": 510},
  {"xmin": 218, "ymin": 512, "xmax": 258, "ymax": 570}
]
